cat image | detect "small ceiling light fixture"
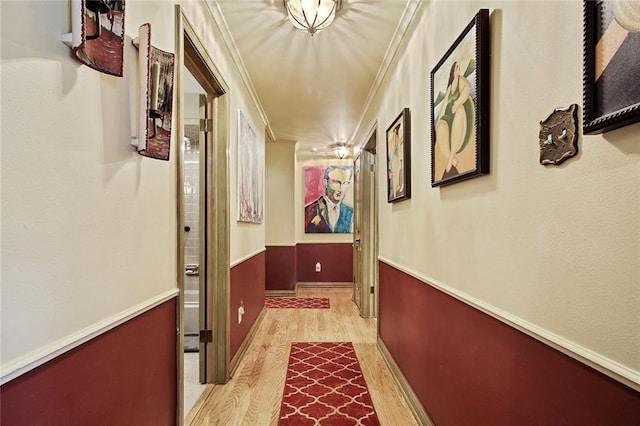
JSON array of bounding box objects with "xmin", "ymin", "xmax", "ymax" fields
[
  {"xmin": 284, "ymin": 0, "xmax": 341, "ymax": 36},
  {"xmin": 334, "ymin": 144, "xmax": 349, "ymax": 159}
]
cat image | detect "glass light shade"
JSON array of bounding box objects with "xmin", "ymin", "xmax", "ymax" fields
[
  {"xmin": 285, "ymin": 0, "xmax": 337, "ymax": 35},
  {"xmin": 335, "ymin": 146, "xmax": 348, "ymax": 159}
]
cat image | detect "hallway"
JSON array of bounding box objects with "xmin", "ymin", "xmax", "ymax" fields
[{"xmin": 185, "ymin": 288, "xmax": 418, "ymax": 425}]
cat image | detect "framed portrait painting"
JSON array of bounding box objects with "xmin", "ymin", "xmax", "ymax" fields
[
  {"xmin": 304, "ymin": 165, "xmax": 354, "ymax": 233},
  {"xmin": 386, "ymin": 108, "xmax": 411, "ymax": 202},
  {"xmin": 583, "ymin": 0, "xmax": 640, "ymax": 134},
  {"xmin": 430, "ymin": 9, "xmax": 490, "ymax": 187}
]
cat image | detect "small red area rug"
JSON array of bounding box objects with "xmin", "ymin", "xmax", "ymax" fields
[
  {"xmin": 278, "ymin": 342, "xmax": 380, "ymax": 425},
  {"xmin": 266, "ymin": 297, "xmax": 330, "ymax": 309}
]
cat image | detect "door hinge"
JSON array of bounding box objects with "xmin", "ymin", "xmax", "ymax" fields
[
  {"xmin": 200, "ymin": 118, "xmax": 213, "ymax": 132},
  {"xmin": 370, "ymin": 286, "xmax": 375, "ymax": 294},
  {"xmin": 199, "ymin": 329, "xmax": 213, "ymax": 343},
  {"xmin": 370, "ymin": 163, "xmax": 375, "ymax": 172}
]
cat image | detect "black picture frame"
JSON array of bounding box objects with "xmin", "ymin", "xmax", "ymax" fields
[
  {"xmin": 583, "ymin": 0, "xmax": 640, "ymax": 134},
  {"xmin": 430, "ymin": 9, "xmax": 490, "ymax": 187},
  {"xmin": 386, "ymin": 108, "xmax": 411, "ymax": 203}
]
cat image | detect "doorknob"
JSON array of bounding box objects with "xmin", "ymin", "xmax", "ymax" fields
[{"xmin": 185, "ymin": 264, "xmax": 199, "ymax": 276}]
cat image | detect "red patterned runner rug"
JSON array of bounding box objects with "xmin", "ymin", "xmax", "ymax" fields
[
  {"xmin": 278, "ymin": 342, "xmax": 380, "ymax": 425},
  {"xmin": 266, "ymin": 297, "xmax": 330, "ymax": 309}
]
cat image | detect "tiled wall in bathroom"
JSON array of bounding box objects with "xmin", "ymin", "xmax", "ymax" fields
[{"xmin": 183, "ymin": 123, "xmax": 200, "ymax": 299}]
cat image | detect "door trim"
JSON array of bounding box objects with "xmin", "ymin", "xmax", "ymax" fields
[
  {"xmin": 363, "ymin": 124, "xmax": 379, "ymax": 319},
  {"xmin": 175, "ymin": 5, "xmax": 232, "ymax": 423},
  {"xmin": 352, "ymin": 151, "xmax": 363, "ymax": 311},
  {"xmin": 353, "ymin": 124, "xmax": 379, "ymax": 319}
]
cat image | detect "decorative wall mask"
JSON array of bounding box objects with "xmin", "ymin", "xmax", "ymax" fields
[
  {"xmin": 539, "ymin": 104, "xmax": 579, "ymax": 166},
  {"xmin": 62, "ymin": 0, "xmax": 126, "ymax": 77},
  {"xmin": 131, "ymin": 24, "xmax": 175, "ymax": 161}
]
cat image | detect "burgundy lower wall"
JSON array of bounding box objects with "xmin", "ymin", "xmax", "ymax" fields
[
  {"xmin": 230, "ymin": 251, "xmax": 266, "ymax": 359},
  {"xmin": 1, "ymin": 298, "xmax": 177, "ymax": 426},
  {"xmin": 296, "ymin": 243, "xmax": 353, "ymax": 283},
  {"xmin": 265, "ymin": 245, "xmax": 296, "ymax": 291},
  {"xmin": 379, "ymin": 261, "xmax": 640, "ymax": 425}
]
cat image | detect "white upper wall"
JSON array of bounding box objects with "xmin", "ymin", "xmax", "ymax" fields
[
  {"xmin": 1, "ymin": 0, "xmax": 268, "ymax": 380},
  {"xmin": 354, "ymin": 1, "xmax": 639, "ymax": 383},
  {"xmin": 266, "ymin": 142, "xmax": 296, "ymax": 245},
  {"xmin": 1, "ymin": 0, "xmax": 178, "ymax": 371}
]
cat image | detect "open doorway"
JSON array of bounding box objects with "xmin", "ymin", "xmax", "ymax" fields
[
  {"xmin": 176, "ymin": 5, "xmax": 232, "ymax": 422},
  {"xmin": 181, "ymin": 67, "xmax": 207, "ymax": 415}
]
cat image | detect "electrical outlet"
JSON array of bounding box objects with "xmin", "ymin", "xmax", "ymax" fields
[
  {"xmin": 237, "ymin": 299, "xmax": 245, "ymax": 325},
  {"xmin": 237, "ymin": 306, "xmax": 244, "ymax": 324},
  {"xmin": 315, "ymin": 262, "xmax": 321, "ymax": 272}
]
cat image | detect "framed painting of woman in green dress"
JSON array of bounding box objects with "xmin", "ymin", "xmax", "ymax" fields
[
  {"xmin": 430, "ymin": 9, "xmax": 490, "ymax": 187},
  {"xmin": 583, "ymin": 0, "xmax": 640, "ymax": 134}
]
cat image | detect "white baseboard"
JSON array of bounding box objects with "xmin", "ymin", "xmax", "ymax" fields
[
  {"xmin": 296, "ymin": 282, "xmax": 352, "ymax": 288},
  {"xmin": 265, "ymin": 289, "xmax": 296, "ymax": 297},
  {"xmin": 377, "ymin": 337, "xmax": 434, "ymax": 425}
]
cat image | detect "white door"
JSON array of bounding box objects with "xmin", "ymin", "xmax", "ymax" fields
[
  {"xmin": 352, "ymin": 157, "xmax": 362, "ymax": 310},
  {"xmin": 353, "ymin": 130, "xmax": 378, "ymax": 318}
]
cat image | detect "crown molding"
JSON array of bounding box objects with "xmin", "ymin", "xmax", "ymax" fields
[
  {"xmin": 206, "ymin": 1, "xmax": 276, "ymax": 141},
  {"xmin": 350, "ymin": 0, "xmax": 423, "ymax": 144}
]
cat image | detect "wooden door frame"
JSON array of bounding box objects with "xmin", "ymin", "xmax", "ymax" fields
[
  {"xmin": 175, "ymin": 5, "xmax": 231, "ymax": 423},
  {"xmin": 353, "ymin": 125, "xmax": 379, "ymax": 318},
  {"xmin": 362, "ymin": 125, "xmax": 379, "ymax": 319},
  {"xmin": 352, "ymin": 152, "xmax": 363, "ymax": 311}
]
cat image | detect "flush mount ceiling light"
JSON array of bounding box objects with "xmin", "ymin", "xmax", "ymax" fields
[
  {"xmin": 308, "ymin": 141, "xmax": 351, "ymax": 159},
  {"xmin": 334, "ymin": 144, "xmax": 348, "ymax": 159},
  {"xmin": 284, "ymin": 0, "xmax": 341, "ymax": 36}
]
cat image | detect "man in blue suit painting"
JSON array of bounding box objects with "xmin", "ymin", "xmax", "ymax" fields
[{"xmin": 304, "ymin": 166, "xmax": 353, "ymax": 233}]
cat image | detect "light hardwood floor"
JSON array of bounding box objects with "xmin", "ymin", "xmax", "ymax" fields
[{"xmin": 186, "ymin": 287, "xmax": 418, "ymax": 425}]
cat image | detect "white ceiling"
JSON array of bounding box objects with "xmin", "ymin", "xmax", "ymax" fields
[{"xmin": 211, "ymin": 0, "xmax": 418, "ymax": 154}]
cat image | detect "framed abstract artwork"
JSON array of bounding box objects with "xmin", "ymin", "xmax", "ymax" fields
[
  {"xmin": 237, "ymin": 110, "xmax": 264, "ymax": 223},
  {"xmin": 430, "ymin": 9, "xmax": 490, "ymax": 187},
  {"xmin": 385, "ymin": 108, "xmax": 411, "ymax": 202},
  {"xmin": 583, "ymin": 0, "xmax": 640, "ymax": 134}
]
